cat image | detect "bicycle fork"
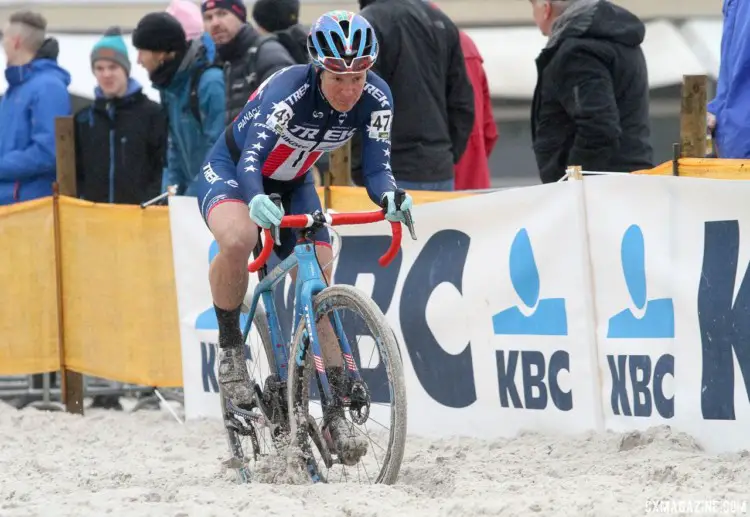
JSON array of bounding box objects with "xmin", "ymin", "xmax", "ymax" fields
[{"xmin": 299, "ymin": 308, "xmax": 360, "ymax": 394}]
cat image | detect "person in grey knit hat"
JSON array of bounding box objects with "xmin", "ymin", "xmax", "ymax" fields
[{"xmin": 79, "ymin": 26, "xmax": 169, "ymax": 411}]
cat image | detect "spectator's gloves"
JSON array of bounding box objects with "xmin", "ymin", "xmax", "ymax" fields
[
  {"xmin": 381, "ymin": 191, "xmax": 414, "ymax": 223},
  {"xmin": 707, "ymin": 112, "xmax": 717, "ymax": 131},
  {"xmin": 249, "ymin": 194, "xmax": 284, "ymax": 228}
]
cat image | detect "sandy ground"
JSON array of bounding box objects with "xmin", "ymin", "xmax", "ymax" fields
[{"xmin": 1, "ymin": 401, "xmax": 750, "ymax": 517}]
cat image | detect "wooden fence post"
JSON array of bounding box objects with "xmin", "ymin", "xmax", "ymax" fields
[
  {"xmin": 680, "ymin": 75, "xmax": 707, "ymax": 159},
  {"xmin": 325, "ymin": 142, "xmax": 352, "ymax": 209},
  {"xmin": 53, "ymin": 115, "xmax": 84, "ymax": 415}
]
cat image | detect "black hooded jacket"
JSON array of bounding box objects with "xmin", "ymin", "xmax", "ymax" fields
[
  {"xmin": 35, "ymin": 37, "xmax": 60, "ymax": 60},
  {"xmin": 74, "ymin": 81, "xmax": 167, "ymax": 204},
  {"xmin": 353, "ymin": 0, "xmax": 475, "ymax": 184},
  {"xmin": 531, "ymin": 0, "xmax": 653, "ymax": 183},
  {"xmin": 274, "ymin": 24, "xmax": 309, "ymax": 64}
]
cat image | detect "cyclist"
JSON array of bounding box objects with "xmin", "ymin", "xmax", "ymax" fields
[{"xmin": 196, "ymin": 10, "xmax": 413, "ymax": 465}]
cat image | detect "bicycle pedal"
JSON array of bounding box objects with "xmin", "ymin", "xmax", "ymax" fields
[
  {"xmin": 253, "ymin": 383, "xmax": 264, "ymax": 399},
  {"xmin": 222, "ymin": 456, "xmax": 248, "ymax": 469}
]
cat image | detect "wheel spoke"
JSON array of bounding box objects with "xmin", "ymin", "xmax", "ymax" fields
[{"xmin": 286, "ymin": 286, "xmax": 406, "ymax": 485}]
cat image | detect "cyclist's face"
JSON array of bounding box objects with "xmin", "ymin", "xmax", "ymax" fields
[{"xmin": 320, "ymin": 71, "xmax": 367, "ymax": 113}]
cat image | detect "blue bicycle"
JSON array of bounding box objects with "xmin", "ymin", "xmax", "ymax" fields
[{"xmin": 220, "ymin": 190, "xmax": 416, "ymax": 485}]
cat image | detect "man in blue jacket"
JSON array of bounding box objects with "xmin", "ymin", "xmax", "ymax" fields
[
  {"xmin": 708, "ymin": 0, "xmax": 750, "ymax": 159},
  {"xmin": 133, "ymin": 12, "xmax": 226, "ymax": 196},
  {"xmin": 0, "ymin": 11, "xmax": 71, "ymax": 205}
]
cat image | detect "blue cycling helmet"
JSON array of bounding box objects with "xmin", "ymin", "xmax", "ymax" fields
[{"xmin": 307, "ymin": 10, "xmax": 378, "ymax": 74}]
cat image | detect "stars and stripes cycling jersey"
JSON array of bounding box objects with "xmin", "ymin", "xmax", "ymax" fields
[{"xmin": 196, "ymin": 63, "xmax": 397, "ymax": 224}]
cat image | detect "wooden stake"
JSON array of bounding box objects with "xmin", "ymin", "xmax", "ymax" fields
[
  {"xmin": 679, "ymin": 75, "xmax": 707, "ymax": 158},
  {"xmin": 54, "ymin": 116, "xmax": 84, "ymax": 415},
  {"xmin": 329, "ymin": 141, "xmax": 352, "ymax": 186}
]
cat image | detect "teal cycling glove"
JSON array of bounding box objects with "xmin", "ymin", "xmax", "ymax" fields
[
  {"xmin": 249, "ymin": 194, "xmax": 284, "ymax": 228},
  {"xmin": 381, "ymin": 191, "xmax": 413, "ymax": 223}
]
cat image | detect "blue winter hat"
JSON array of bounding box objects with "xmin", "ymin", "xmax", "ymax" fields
[{"xmin": 91, "ymin": 26, "xmax": 131, "ymax": 74}]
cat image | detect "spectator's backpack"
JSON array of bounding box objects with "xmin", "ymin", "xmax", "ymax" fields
[
  {"xmin": 273, "ymin": 25, "xmax": 310, "ymax": 65},
  {"xmin": 188, "ymin": 27, "xmax": 309, "ymax": 125},
  {"xmin": 188, "ymin": 45, "xmax": 222, "ymax": 126},
  {"xmin": 246, "ymin": 25, "xmax": 311, "ymax": 77}
]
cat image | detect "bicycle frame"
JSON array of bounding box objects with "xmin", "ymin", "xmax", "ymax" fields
[
  {"xmin": 220, "ymin": 200, "xmax": 412, "ymax": 485},
  {"xmin": 240, "ymin": 235, "xmax": 362, "ymax": 405},
  {"xmin": 238, "ymin": 203, "xmax": 409, "ymax": 412}
]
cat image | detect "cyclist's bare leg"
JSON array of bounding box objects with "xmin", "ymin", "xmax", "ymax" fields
[
  {"xmin": 290, "ymin": 242, "xmax": 367, "ymax": 465},
  {"xmin": 207, "ymin": 201, "xmax": 258, "ymax": 407}
]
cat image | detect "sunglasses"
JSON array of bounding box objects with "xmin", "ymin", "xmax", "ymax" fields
[{"xmin": 320, "ymin": 54, "xmax": 374, "ymax": 73}]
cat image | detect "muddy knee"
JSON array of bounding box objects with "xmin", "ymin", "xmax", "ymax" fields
[{"xmin": 217, "ymin": 232, "xmax": 256, "ymax": 265}]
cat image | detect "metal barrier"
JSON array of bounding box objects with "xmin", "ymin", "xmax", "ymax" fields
[{"xmin": 0, "ymin": 373, "xmax": 183, "ymax": 413}]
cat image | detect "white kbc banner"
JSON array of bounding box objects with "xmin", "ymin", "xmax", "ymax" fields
[{"xmin": 169, "ymin": 175, "xmax": 750, "ymax": 453}]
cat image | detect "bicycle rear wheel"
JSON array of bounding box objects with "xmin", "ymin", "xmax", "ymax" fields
[{"xmin": 287, "ymin": 285, "xmax": 407, "ymax": 485}]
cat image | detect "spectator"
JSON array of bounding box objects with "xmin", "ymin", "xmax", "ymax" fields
[
  {"xmin": 354, "ymin": 0, "xmax": 475, "ymax": 192},
  {"xmin": 0, "ymin": 10, "xmax": 71, "ymax": 205},
  {"xmin": 201, "ymin": 0, "xmax": 296, "ymax": 123},
  {"xmin": 454, "ymin": 30, "xmax": 497, "ymax": 190},
  {"xmin": 167, "ymin": 0, "xmax": 216, "ymax": 62},
  {"xmin": 132, "ymin": 12, "xmax": 225, "ymax": 196},
  {"xmin": 75, "ymin": 27, "xmax": 168, "ymax": 205},
  {"xmin": 707, "ymin": 0, "xmax": 749, "ymax": 158},
  {"xmin": 251, "ymin": 0, "xmax": 308, "ymax": 64},
  {"xmin": 528, "ymin": 0, "xmax": 653, "ymax": 183}
]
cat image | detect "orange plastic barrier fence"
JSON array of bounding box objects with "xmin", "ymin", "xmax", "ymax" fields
[
  {"xmin": 0, "ymin": 186, "xmax": 469, "ymax": 386},
  {"xmin": 325, "ymin": 185, "xmax": 471, "ymax": 211},
  {"xmin": 0, "ymin": 198, "xmax": 60, "ymax": 375},
  {"xmin": 59, "ymin": 198, "xmax": 182, "ymax": 387},
  {"xmin": 633, "ymin": 158, "xmax": 750, "ymax": 179}
]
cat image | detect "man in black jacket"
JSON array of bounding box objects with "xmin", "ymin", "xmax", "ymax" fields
[
  {"xmin": 202, "ymin": 0, "xmax": 295, "ymax": 123},
  {"xmin": 251, "ymin": 0, "xmax": 309, "ymax": 64},
  {"xmin": 529, "ymin": 0, "xmax": 653, "ymax": 183},
  {"xmin": 75, "ymin": 26, "xmax": 167, "ymax": 205},
  {"xmin": 353, "ymin": 0, "xmax": 475, "ymax": 191}
]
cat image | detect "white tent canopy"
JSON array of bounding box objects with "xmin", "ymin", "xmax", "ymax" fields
[
  {"xmin": 680, "ymin": 18, "xmax": 723, "ymax": 78},
  {"xmin": 463, "ymin": 26, "xmax": 546, "ymax": 99},
  {"xmin": 641, "ymin": 19, "xmax": 710, "ymax": 88},
  {"xmin": 464, "ymin": 18, "xmax": 721, "ymax": 100},
  {"xmin": 0, "ymin": 18, "xmax": 724, "ymax": 102}
]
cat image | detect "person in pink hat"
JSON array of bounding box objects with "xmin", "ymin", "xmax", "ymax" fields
[
  {"xmin": 167, "ymin": 0, "xmax": 202, "ymax": 39},
  {"xmin": 166, "ymin": 0, "xmax": 215, "ymax": 60}
]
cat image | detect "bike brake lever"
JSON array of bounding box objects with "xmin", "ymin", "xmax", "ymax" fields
[
  {"xmin": 393, "ymin": 188, "xmax": 417, "ymax": 240},
  {"xmin": 394, "ymin": 188, "xmax": 406, "ymax": 209},
  {"xmin": 403, "ymin": 209, "xmax": 417, "ymax": 240},
  {"xmin": 269, "ymin": 193, "xmax": 283, "ymax": 246}
]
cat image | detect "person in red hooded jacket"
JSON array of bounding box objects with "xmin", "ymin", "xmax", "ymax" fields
[{"xmin": 454, "ymin": 30, "xmax": 498, "ymax": 190}]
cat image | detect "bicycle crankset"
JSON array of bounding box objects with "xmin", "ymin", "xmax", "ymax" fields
[
  {"xmin": 224, "ymin": 384, "xmax": 286, "ymax": 454},
  {"xmin": 224, "ymin": 406, "xmax": 262, "ymax": 461}
]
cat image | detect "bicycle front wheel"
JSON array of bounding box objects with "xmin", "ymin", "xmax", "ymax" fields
[{"xmin": 287, "ymin": 285, "xmax": 407, "ymax": 485}]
